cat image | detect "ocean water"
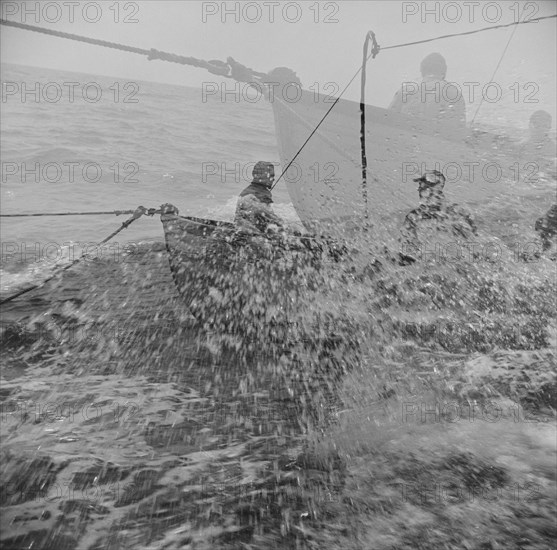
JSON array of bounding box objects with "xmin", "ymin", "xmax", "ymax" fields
[
  {"xmin": 0, "ymin": 63, "xmax": 297, "ymax": 244},
  {"xmin": 1, "ymin": 62, "xmax": 556, "ymax": 550},
  {"xmin": 1, "ymin": 62, "xmax": 305, "ymax": 298}
]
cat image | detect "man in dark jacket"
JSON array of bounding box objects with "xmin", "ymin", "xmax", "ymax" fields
[
  {"xmin": 389, "ymin": 53, "xmax": 466, "ymax": 137},
  {"xmin": 235, "ymin": 161, "xmax": 284, "ymax": 232},
  {"xmin": 400, "ymin": 170, "xmax": 477, "ymax": 261}
]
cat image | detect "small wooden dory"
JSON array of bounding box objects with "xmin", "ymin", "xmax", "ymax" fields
[{"xmin": 159, "ymin": 204, "xmax": 340, "ymax": 331}]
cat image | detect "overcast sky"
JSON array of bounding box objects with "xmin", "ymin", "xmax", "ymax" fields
[{"xmin": 1, "ymin": 1, "xmax": 556, "ymax": 125}]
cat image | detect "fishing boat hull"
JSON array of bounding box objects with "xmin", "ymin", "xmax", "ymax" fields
[
  {"xmin": 271, "ymin": 90, "xmax": 538, "ymax": 234},
  {"xmin": 160, "ymin": 205, "xmax": 331, "ymax": 332}
]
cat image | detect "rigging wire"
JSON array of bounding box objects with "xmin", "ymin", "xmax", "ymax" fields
[
  {"xmin": 1, "ymin": 14, "xmax": 555, "ymax": 204},
  {"xmin": 471, "ymin": 4, "xmax": 526, "ymax": 125},
  {"xmin": 270, "ymin": 14, "xmax": 555, "ymax": 189}
]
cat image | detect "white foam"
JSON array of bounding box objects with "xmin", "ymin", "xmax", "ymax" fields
[{"xmin": 1, "ymin": 242, "xmax": 88, "ymax": 293}]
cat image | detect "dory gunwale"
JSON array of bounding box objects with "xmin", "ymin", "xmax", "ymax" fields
[{"xmin": 159, "ymin": 204, "xmax": 349, "ymax": 324}]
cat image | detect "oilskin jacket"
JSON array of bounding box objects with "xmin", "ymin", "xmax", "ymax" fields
[
  {"xmin": 234, "ymin": 182, "xmax": 283, "ymax": 232},
  {"xmin": 400, "ymin": 202, "xmax": 477, "ymax": 260}
]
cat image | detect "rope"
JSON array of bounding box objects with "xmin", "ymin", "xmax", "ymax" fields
[
  {"xmin": 471, "ymin": 4, "xmax": 526, "ymax": 125},
  {"xmin": 0, "ymin": 19, "xmax": 265, "ymax": 80},
  {"xmin": 271, "ymin": 35, "xmax": 380, "ymax": 191},
  {"xmin": 2, "ymin": 14, "xmax": 553, "ymax": 87},
  {"xmin": 379, "ymin": 14, "xmax": 557, "ymax": 52},
  {"xmin": 0, "ymin": 19, "xmax": 152, "ymax": 54},
  {"xmin": 1, "ymin": 259, "xmax": 82, "ymax": 305},
  {"xmin": 270, "ymin": 95, "xmax": 415, "ymax": 212},
  {"xmin": 0, "ymin": 206, "xmax": 159, "ymax": 305},
  {"xmin": 1, "ymin": 210, "xmax": 139, "ymax": 217}
]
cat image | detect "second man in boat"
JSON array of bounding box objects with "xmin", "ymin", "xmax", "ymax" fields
[
  {"xmin": 400, "ymin": 170, "xmax": 477, "ymax": 262},
  {"xmin": 389, "ymin": 52, "xmax": 466, "ymax": 137}
]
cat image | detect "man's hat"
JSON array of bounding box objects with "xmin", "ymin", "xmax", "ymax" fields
[
  {"xmin": 414, "ymin": 170, "xmax": 446, "ymax": 190},
  {"xmin": 420, "ymin": 53, "xmax": 447, "ymax": 79},
  {"xmin": 252, "ymin": 161, "xmax": 275, "ymax": 185}
]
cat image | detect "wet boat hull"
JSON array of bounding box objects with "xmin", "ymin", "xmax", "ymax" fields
[{"xmin": 160, "ymin": 205, "xmax": 330, "ymax": 331}]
